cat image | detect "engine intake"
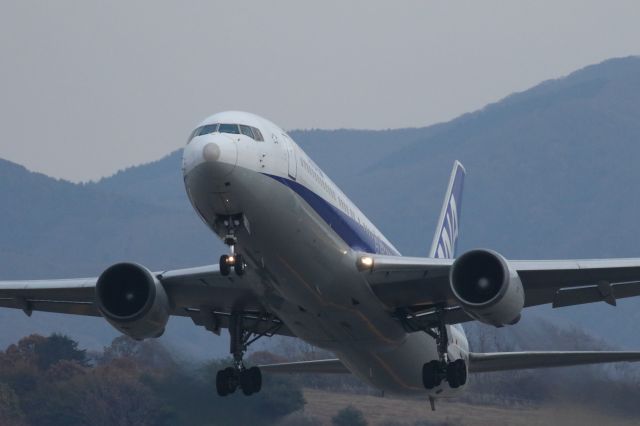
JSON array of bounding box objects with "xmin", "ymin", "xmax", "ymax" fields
[
  {"xmin": 96, "ymin": 263, "xmax": 170, "ymax": 340},
  {"xmin": 450, "ymin": 249, "xmax": 524, "ymax": 327}
]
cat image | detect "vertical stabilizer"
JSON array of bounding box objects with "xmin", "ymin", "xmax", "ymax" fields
[{"xmin": 429, "ymin": 161, "xmax": 466, "ymax": 259}]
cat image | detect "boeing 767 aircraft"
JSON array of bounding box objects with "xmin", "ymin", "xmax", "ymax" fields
[{"xmin": 3, "ymin": 111, "xmax": 640, "ymax": 406}]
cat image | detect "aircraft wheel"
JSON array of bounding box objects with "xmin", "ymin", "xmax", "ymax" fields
[
  {"xmin": 422, "ymin": 360, "xmax": 442, "ymax": 389},
  {"xmin": 234, "ymin": 254, "xmax": 246, "ymax": 276},
  {"xmin": 216, "ymin": 369, "xmax": 228, "ymax": 396},
  {"xmin": 456, "ymin": 359, "xmax": 468, "ymax": 386},
  {"xmin": 216, "ymin": 367, "xmax": 238, "ymax": 396},
  {"xmin": 240, "ymin": 366, "xmax": 262, "ymax": 395},
  {"xmin": 446, "ymin": 365, "xmax": 459, "ymax": 388},
  {"xmin": 446, "ymin": 359, "xmax": 466, "ymax": 389},
  {"xmin": 220, "ymin": 255, "xmax": 231, "ymax": 276},
  {"xmin": 225, "ymin": 367, "xmax": 238, "ymax": 394}
]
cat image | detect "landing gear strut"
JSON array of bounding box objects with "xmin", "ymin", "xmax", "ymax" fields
[
  {"xmin": 219, "ymin": 216, "xmax": 246, "ymax": 277},
  {"xmin": 215, "ymin": 313, "xmax": 270, "ymax": 397},
  {"xmin": 420, "ymin": 310, "xmax": 467, "ymax": 390}
]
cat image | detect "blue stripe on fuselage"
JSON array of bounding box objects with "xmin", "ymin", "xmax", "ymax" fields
[{"xmin": 263, "ymin": 174, "xmax": 399, "ymax": 256}]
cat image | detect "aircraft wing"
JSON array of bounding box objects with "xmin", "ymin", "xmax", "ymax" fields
[
  {"xmin": 259, "ymin": 359, "xmax": 349, "ymax": 374},
  {"xmin": 363, "ymin": 254, "xmax": 640, "ymax": 324},
  {"xmin": 468, "ymin": 351, "xmax": 640, "ymax": 373},
  {"xmin": 259, "ymin": 352, "xmax": 640, "ymax": 375},
  {"xmin": 0, "ymin": 264, "xmax": 292, "ymax": 336}
]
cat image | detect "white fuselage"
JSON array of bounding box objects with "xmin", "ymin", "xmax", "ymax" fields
[{"xmin": 182, "ymin": 111, "xmax": 469, "ymax": 396}]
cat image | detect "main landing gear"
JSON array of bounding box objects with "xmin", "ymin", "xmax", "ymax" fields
[
  {"xmin": 216, "ymin": 365, "xmax": 262, "ymax": 397},
  {"xmin": 422, "ymin": 358, "xmax": 467, "ymax": 390},
  {"xmin": 215, "ymin": 314, "xmax": 267, "ymax": 397},
  {"xmin": 421, "ymin": 315, "xmax": 467, "ymax": 390},
  {"xmin": 219, "ymin": 216, "xmax": 246, "ymax": 277}
]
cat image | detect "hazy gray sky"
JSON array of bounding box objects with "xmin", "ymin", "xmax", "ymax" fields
[{"xmin": 1, "ymin": 1, "xmax": 639, "ymax": 181}]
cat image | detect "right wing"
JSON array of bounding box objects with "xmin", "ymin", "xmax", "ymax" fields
[
  {"xmin": 365, "ymin": 160, "xmax": 640, "ymax": 324},
  {"xmin": 364, "ymin": 255, "xmax": 640, "ymax": 326},
  {"xmin": 0, "ymin": 264, "xmax": 292, "ymax": 337}
]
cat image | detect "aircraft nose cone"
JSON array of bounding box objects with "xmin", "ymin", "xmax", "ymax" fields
[
  {"xmin": 182, "ymin": 134, "xmax": 237, "ymax": 179},
  {"xmin": 203, "ymin": 142, "xmax": 221, "ymax": 162}
]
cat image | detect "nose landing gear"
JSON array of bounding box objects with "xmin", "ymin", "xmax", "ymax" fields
[
  {"xmin": 219, "ymin": 216, "xmax": 246, "ymax": 277},
  {"xmin": 219, "ymin": 253, "xmax": 246, "ymax": 276}
]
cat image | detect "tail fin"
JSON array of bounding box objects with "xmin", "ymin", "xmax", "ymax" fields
[{"xmin": 429, "ymin": 161, "xmax": 466, "ymax": 259}]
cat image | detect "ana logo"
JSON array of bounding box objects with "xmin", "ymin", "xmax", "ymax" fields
[{"xmin": 436, "ymin": 195, "xmax": 459, "ymax": 259}]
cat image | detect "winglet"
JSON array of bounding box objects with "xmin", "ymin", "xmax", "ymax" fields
[{"xmin": 429, "ymin": 161, "xmax": 466, "ymax": 259}]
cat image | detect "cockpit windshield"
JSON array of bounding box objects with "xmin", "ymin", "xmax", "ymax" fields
[
  {"xmin": 218, "ymin": 124, "xmax": 240, "ymax": 134},
  {"xmin": 188, "ymin": 124, "xmax": 218, "ymax": 141},
  {"xmin": 188, "ymin": 123, "xmax": 265, "ymax": 142}
]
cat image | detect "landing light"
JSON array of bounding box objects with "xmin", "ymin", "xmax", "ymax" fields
[
  {"xmin": 227, "ymin": 256, "xmax": 235, "ymax": 265},
  {"xmin": 358, "ymin": 256, "xmax": 374, "ymax": 271}
]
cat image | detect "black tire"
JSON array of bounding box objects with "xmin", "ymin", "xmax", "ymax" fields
[
  {"xmin": 216, "ymin": 369, "xmax": 228, "ymax": 397},
  {"xmin": 234, "ymin": 254, "xmax": 245, "ymax": 276},
  {"xmin": 456, "ymin": 359, "xmax": 468, "ymax": 386},
  {"xmin": 239, "ymin": 369, "xmax": 253, "ymax": 396},
  {"xmin": 446, "ymin": 365, "xmax": 459, "ymax": 389},
  {"xmin": 220, "ymin": 255, "xmax": 230, "ymax": 276},
  {"xmin": 224, "ymin": 367, "xmax": 237, "ymax": 394},
  {"xmin": 248, "ymin": 366, "xmax": 262, "ymax": 393},
  {"xmin": 239, "ymin": 366, "xmax": 262, "ymax": 395},
  {"xmin": 422, "ymin": 360, "xmax": 441, "ymax": 389},
  {"xmin": 447, "ymin": 359, "xmax": 466, "ymax": 389}
]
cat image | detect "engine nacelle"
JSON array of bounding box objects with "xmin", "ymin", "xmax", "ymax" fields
[
  {"xmin": 450, "ymin": 249, "xmax": 524, "ymax": 327},
  {"xmin": 95, "ymin": 262, "xmax": 170, "ymax": 340}
]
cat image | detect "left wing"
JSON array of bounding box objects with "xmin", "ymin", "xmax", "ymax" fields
[
  {"xmin": 259, "ymin": 359, "xmax": 349, "ymax": 374},
  {"xmin": 363, "ymin": 254, "xmax": 640, "ymax": 324},
  {"xmin": 0, "ymin": 264, "xmax": 292, "ymax": 336},
  {"xmin": 468, "ymin": 351, "xmax": 640, "ymax": 373},
  {"xmin": 258, "ymin": 351, "xmax": 640, "ymax": 375}
]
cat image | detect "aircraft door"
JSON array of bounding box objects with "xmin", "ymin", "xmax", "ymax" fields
[{"xmin": 283, "ymin": 133, "xmax": 297, "ymax": 179}]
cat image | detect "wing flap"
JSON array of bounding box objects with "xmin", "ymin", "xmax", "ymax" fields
[
  {"xmin": 552, "ymin": 280, "xmax": 640, "ymax": 308},
  {"xmin": 469, "ymin": 351, "xmax": 640, "ymax": 373},
  {"xmin": 259, "ymin": 359, "xmax": 349, "ymax": 374},
  {"xmin": 0, "ymin": 298, "xmax": 99, "ymax": 316}
]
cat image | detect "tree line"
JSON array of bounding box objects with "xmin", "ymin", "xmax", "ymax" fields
[{"xmin": 0, "ymin": 334, "xmax": 304, "ymax": 426}]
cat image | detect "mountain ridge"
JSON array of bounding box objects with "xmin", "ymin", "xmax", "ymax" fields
[{"xmin": 2, "ymin": 56, "xmax": 640, "ymax": 355}]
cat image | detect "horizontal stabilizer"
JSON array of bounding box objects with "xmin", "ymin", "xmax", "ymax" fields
[
  {"xmin": 259, "ymin": 359, "xmax": 349, "ymax": 374},
  {"xmin": 469, "ymin": 351, "xmax": 640, "ymax": 373}
]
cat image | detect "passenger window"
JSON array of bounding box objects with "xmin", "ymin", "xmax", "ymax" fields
[
  {"xmin": 239, "ymin": 125, "xmax": 255, "ymax": 139},
  {"xmin": 218, "ymin": 124, "xmax": 240, "ymax": 135},
  {"xmin": 252, "ymin": 127, "xmax": 264, "ymax": 141}
]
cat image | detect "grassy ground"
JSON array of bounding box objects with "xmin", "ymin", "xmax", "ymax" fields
[{"xmin": 294, "ymin": 388, "xmax": 637, "ymax": 426}]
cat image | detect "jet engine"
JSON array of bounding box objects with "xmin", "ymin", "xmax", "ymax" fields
[
  {"xmin": 95, "ymin": 262, "xmax": 170, "ymax": 340},
  {"xmin": 450, "ymin": 249, "xmax": 524, "ymax": 327}
]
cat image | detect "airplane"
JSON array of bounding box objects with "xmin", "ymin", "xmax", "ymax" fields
[{"xmin": 3, "ymin": 110, "xmax": 640, "ymax": 407}]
